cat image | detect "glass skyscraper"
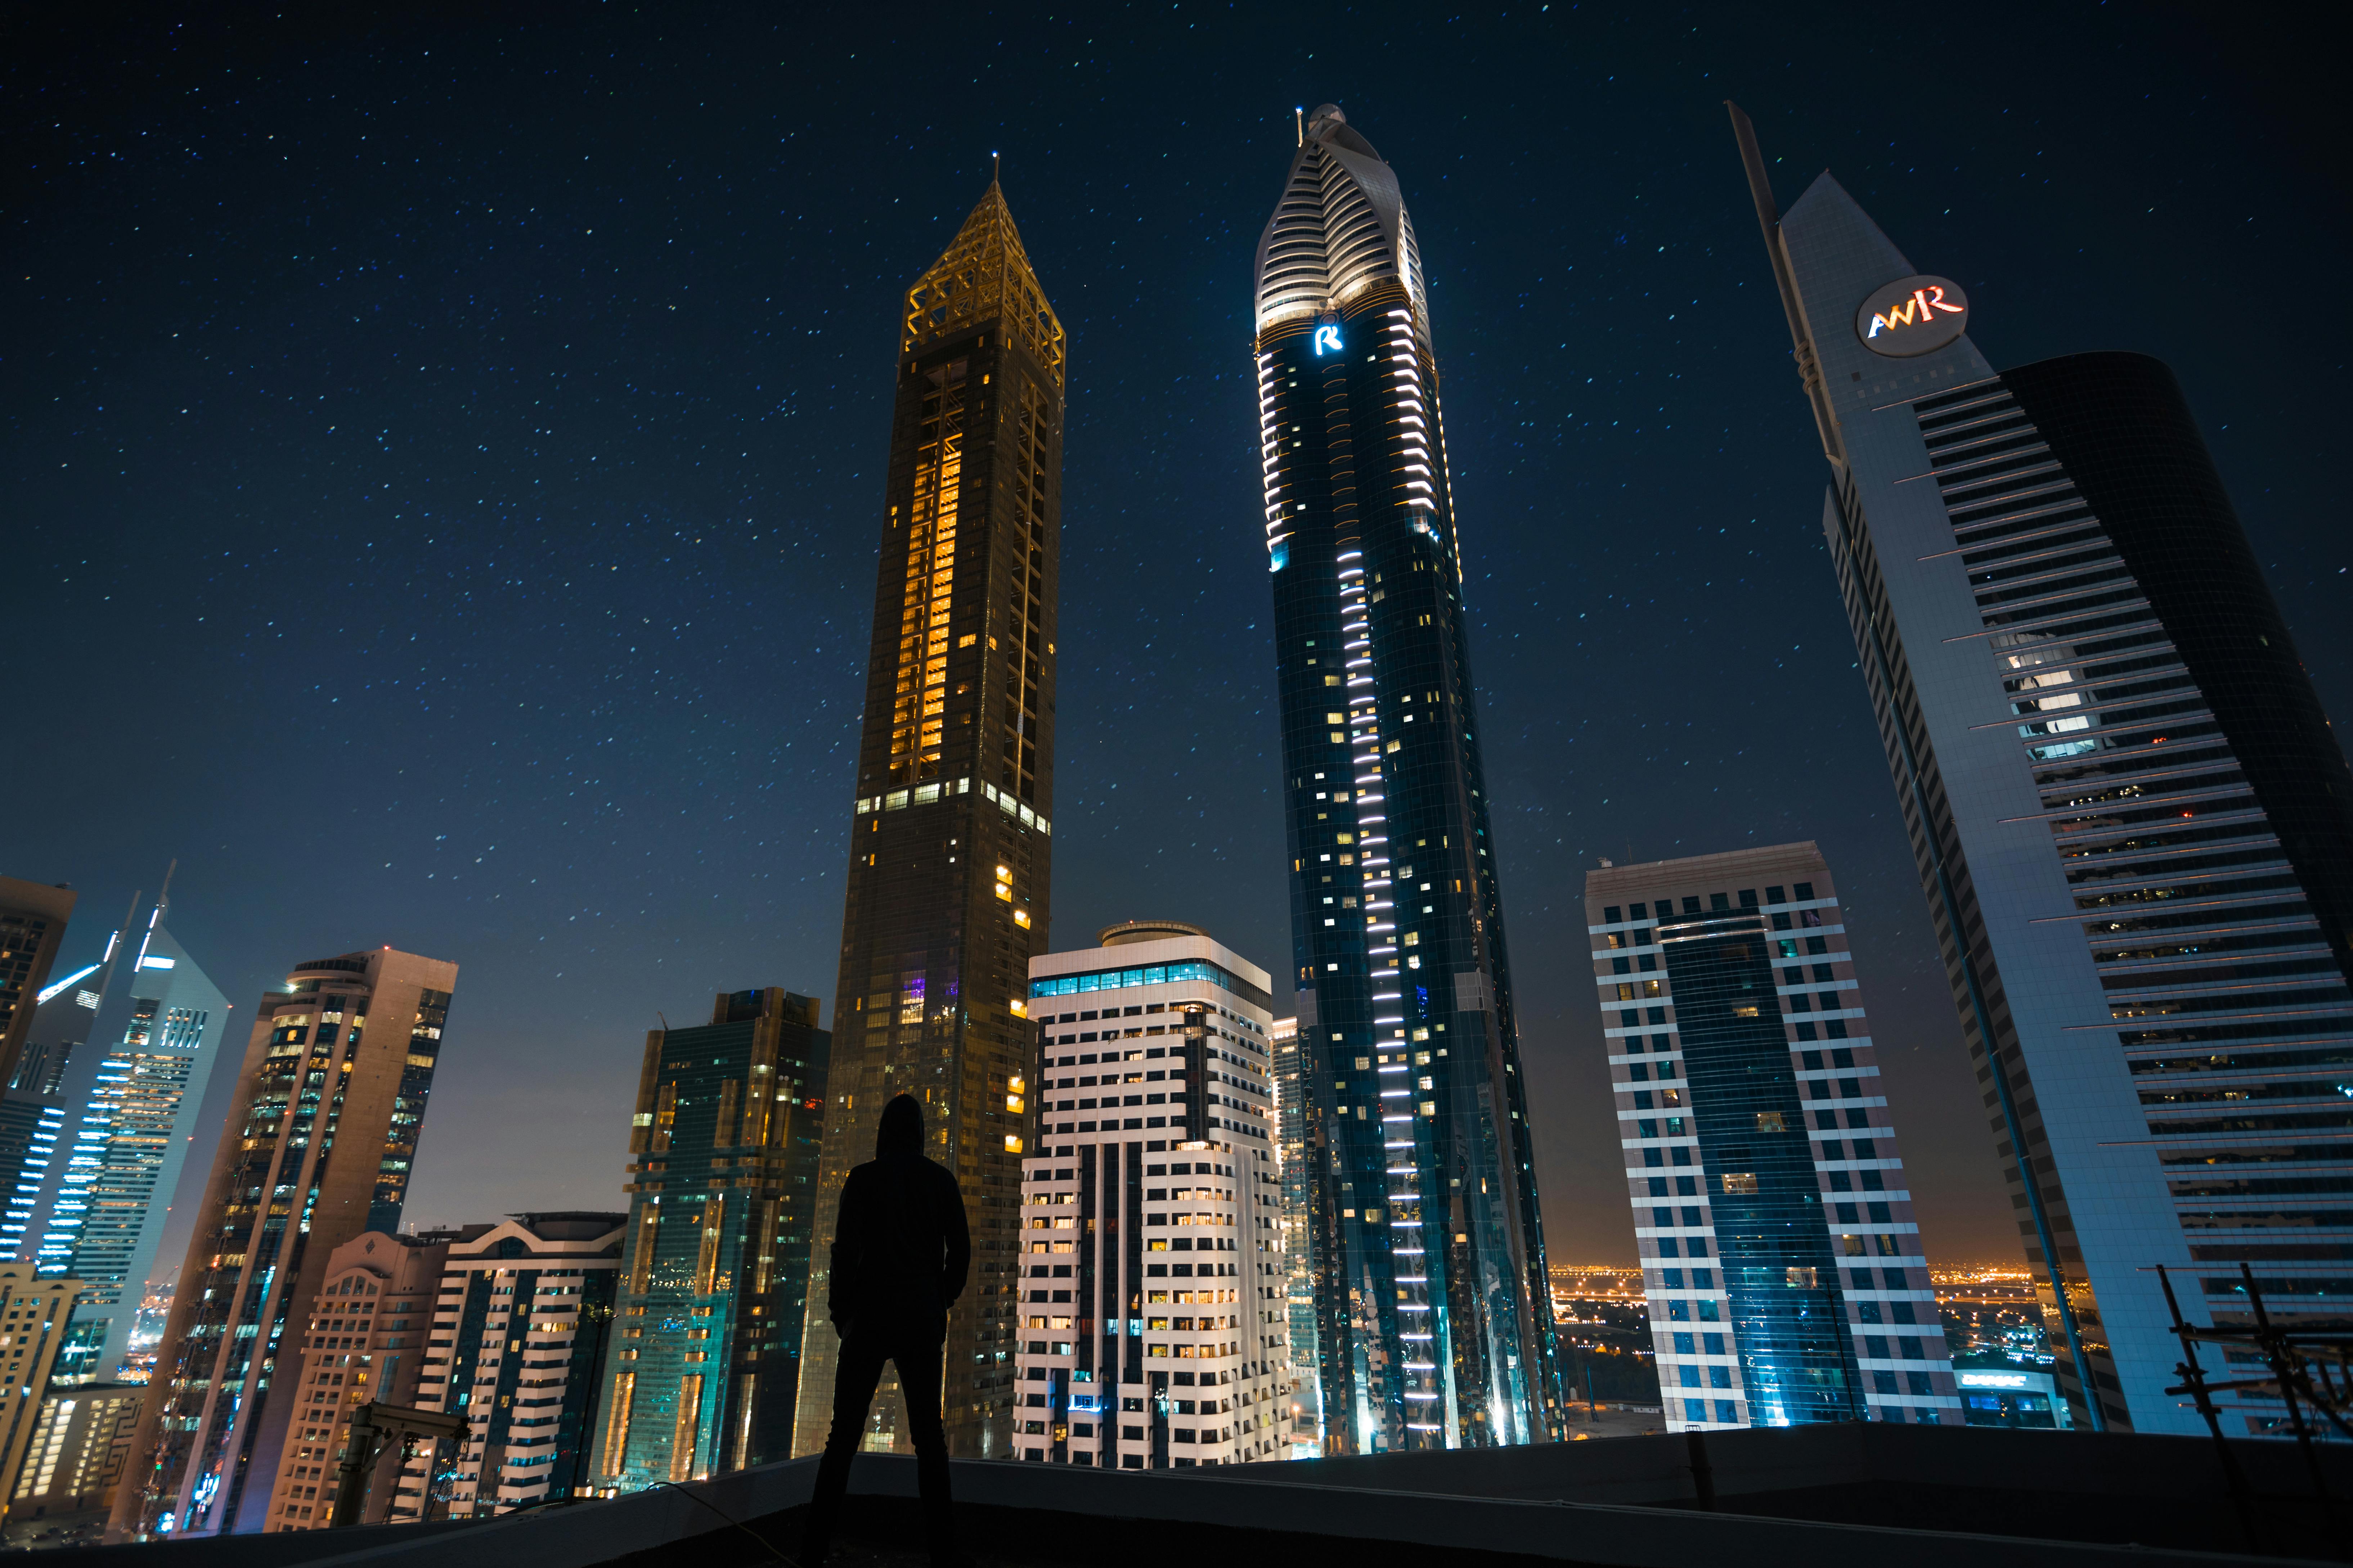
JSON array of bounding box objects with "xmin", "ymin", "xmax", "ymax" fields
[
  {"xmin": 794, "ymin": 178, "xmax": 1062, "ymax": 1461},
  {"xmin": 1732, "ymin": 103, "xmax": 2353, "ymax": 1435},
  {"xmin": 594, "ymin": 990, "xmax": 827, "ymax": 1487},
  {"xmin": 112, "ymin": 945, "xmax": 456, "ymax": 1539},
  {"xmin": 1587, "ymin": 844, "xmax": 1957, "ymax": 1432},
  {"xmin": 27, "ymin": 903, "xmax": 229, "ymax": 1387},
  {"xmin": 1270, "ymin": 1015, "xmax": 1323, "ymax": 1455},
  {"xmin": 1253, "ymin": 105, "xmax": 1562, "ymax": 1451}
]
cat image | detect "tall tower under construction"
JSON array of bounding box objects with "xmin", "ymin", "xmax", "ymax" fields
[{"xmin": 793, "ymin": 180, "xmax": 1064, "ymax": 1459}]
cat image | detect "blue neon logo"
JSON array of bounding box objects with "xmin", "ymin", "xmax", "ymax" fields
[{"xmin": 1313, "ymin": 324, "xmax": 1343, "ymax": 356}]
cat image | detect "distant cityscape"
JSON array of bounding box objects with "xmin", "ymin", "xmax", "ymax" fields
[{"xmin": 0, "ymin": 85, "xmax": 2345, "ymax": 1550}]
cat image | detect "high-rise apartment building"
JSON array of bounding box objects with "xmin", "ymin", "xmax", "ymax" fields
[
  {"xmin": 0, "ymin": 879, "xmax": 76, "ymax": 1096},
  {"xmin": 258, "ymin": 1229, "xmax": 447, "ymax": 1532},
  {"xmin": 20, "ymin": 886, "xmax": 231, "ymax": 1385},
  {"xmin": 795, "ymin": 177, "xmax": 1064, "ymax": 1462},
  {"xmin": 1018, "ymin": 922, "xmax": 1286, "ymax": 1468},
  {"xmin": 0, "ymin": 1265, "xmax": 85, "ymax": 1522},
  {"xmin": 1732, "ymin": 104, "xmax": 2353, "ymax": 1436},
  {"xmin": 399, "ymin": 1213, "xmax": 624, "ymax": 1520},
  {"xmin": 1270, "ymin": 1014, "xmax": 1322, "ymax": 1456},
  {"xmin": 597, "ymin": 990, "xmax": 827, "ymax": 1488},
  {"xmin": 1585, "ymin": 845, "xmax": 1957, "ymax": 1432},
  {"xmin": 8, "ymin": 1381, "xmax": 143, "ymax": 1532},
  {"xmin": 1252, "ymin": 104, "xmax": 1562, "ymax": 1452},
  {"xmin": 109, "ymin": 946, "xmax": 457, "ymax": 1539}
]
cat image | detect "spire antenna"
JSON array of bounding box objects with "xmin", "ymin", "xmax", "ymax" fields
[
  {"xmin": 992, "ymin": 149, "xmax": 1000, "ymax": 184},
  {"xmin": 1296, "ymin": 106, "xmax": 1304, "ymax": 146}
]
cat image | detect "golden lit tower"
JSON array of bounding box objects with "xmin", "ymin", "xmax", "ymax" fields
[{"xmin": 793, "ymin": 180, "xmax": 1064, "ymax": 1460}]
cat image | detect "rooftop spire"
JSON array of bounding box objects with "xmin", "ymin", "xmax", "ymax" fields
[{"xmin": 903, "ymin": 177, "xmax": 1064, "ymax": 391}]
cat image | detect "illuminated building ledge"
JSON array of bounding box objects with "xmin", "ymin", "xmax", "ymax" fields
[
  {"xmin": 210, "ymin": 1425, "xmax": 2350, "ymax": 1567},
  {"xmin": 853, "ymin": 778, "xmax": 1051, "ymax": 835}
]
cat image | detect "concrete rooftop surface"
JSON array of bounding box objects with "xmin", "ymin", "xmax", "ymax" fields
[{"xmin": 56, "ymin": 1424, "xmax": 2353, "ymax": 1568}]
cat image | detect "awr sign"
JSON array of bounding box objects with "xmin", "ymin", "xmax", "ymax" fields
[{"xmin": 1855, "ymin": 275, "xmax": 1968, "ymax": 357}]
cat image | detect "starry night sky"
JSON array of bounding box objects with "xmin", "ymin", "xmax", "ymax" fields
[{"xmin": 5, "ymin": 4, "xmax": 2345, "ymax": 1278}]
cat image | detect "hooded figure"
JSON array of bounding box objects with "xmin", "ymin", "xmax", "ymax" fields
[
  {"xmin": 825, "ymin": 1092, "xmax": 970, "ymax": 1333},
  {"xmin": 801, "ymin": 1093, "xmax": 970, "ymax": 1567}
]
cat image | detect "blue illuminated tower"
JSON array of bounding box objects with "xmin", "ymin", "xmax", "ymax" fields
[
  {"xmin": 1252, "ymin": 104, "xmax": 1562, "ymax": 1451},
  {"xmin": 1730, "ymin": 101, "xmax": 2353, "ymax": 1434},
  {"xmin": 17, "ymin": 878, "xmax": 230, "ymax": 1385}
]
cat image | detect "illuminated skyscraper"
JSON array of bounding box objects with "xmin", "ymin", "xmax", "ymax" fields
[
  {"xmin": 19, "ymin": 881, "xmax": 231, "ymax": 1387},
  {"xmin": 1731, "ymin": 103, "xmax": 2353, "ymax": 1435},
  {"xmin": 0, "ymin": 878, "xmax": 76, "ymax": 1095},
  {"xmin": 1252, "ymin": 105, "xmax": 1562, "ymax": 1451},
  {"xmin": 1016, "ymin": 921, "xmax": 1285, "ymax": 1468},
  {"xmin": 110, "ymin": 946, "xmax": 456, "ymax": 1539},
  {"xmin": 1586, "ymin": 844, "xmax": 1957, "ymax": 1432},
  {"xmin": 596, "ymin": 990, "xmax": 827, "ymax": 1488},
  {"xmin": 793, "ymin": 177, "xmax": 1064, "ymax": 1461},
  {"xmin": 1270, "ymin": 1015, "xmax": 1322, "ymax": 1455}
]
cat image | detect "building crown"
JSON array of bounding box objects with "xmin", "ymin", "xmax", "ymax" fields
[
  {"xmin": 1254, "ymin": 104, "xmax": 1428, "ymax": 343},
  {"xmin": 903, "ymin": 180, "xmax": 1064, "ymax": 391}
]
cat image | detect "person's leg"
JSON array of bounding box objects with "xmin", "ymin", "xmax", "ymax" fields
[
  {"xmin": 888, "ymin": 1326, "xmax": 954, "ymax": 1563},
  {"xmin": 800, "ymin": 1332, "xmax": 888, "ymax": 1567}
]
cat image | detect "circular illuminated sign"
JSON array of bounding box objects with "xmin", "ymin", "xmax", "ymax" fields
[{"xmin": 1855, "ymin": 275, "xmax": 1969, "ymax": 357}]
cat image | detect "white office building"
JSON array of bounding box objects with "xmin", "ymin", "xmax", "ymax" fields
[
  {"xmin": 1587, "ymin": 844, "xmax": 1959, "ymax": 1432},
  {"xmin": 1019, "ymin": 921, "xmax": 1287, "ymax": 1467}
]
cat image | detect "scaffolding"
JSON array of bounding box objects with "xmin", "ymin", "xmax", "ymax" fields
[{"xmin": 2157, "ymin": 1261, "xmax": 2353, "ymax": 1557}]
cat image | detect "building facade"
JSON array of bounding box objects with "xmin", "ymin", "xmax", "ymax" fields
[
  {"xmin": 26, "ymin": 898, "xmax": 231, "ymax": 1385},
  {"xmin": 7, "ymin": 1382, "xmax": 143, "ymax": 1533},
  {"xmin": 0, "ymin": 1265, "xmax": 84, "ymax": 1521},
  {"xmin": 0, "ymin": 880, "xmax": 76, "ymax": 1099},
  {"xmin": 397, "ymin": 1213, "xmax": 624, "ymax": 1520},
  {"xmin": 1732, "ymin": 105, "xmax": 2353, "ymax": 1435},
  {"xmin": 1252, "ymin": 104, "xmax": 1562, "ymax": 1452},
  {"xmin": 109, "ymin": 946, "xmax": 457, "ymax": 1539},
  {"xmin": 597, "ymin": 990, "xmax": 827, "ymax": 1488},
  {"xmin": 1018, "ymin": 922, "xmax": 1286, "ymax": 1468},
  {"xmin": 0, "ymin": 1091, "xmax": 65, "ymax": 1262},
  {"xmin": 1270, "ymin": 1014, "xmax": 1322, "ymax": 1456},
  {"xmin": 795, "ymin": 177, "xmax": 1064, "ymax": 1462},
  {"xmin": 1586, "ymin": 845, "xmax": 1958, "ymax": 1432},
  {"xmin": 258, "ymin": 1229, "xmax": 446, "ymax": 1532}
]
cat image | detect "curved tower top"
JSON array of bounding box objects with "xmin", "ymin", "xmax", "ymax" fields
[{"xmin": 1253, "ymin": 104, "xmax": 1429, "ymax": 342}]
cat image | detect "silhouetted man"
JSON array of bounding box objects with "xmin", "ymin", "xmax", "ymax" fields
[{"xmin": 800, "ymin": 1092, "xmax": 970, "ymax": 1568}]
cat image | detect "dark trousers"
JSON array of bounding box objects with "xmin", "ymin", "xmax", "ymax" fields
[{"xmin": 800, "ymin": 1320, "xmax": 952, "ymax": 1564}]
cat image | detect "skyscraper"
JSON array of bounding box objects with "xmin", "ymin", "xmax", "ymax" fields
[
  {"xmin": 1586, "ymin": 844, "xmax": 1957, "ymax": 1432},
  {"xmin": 598, "ymin": 990, "xmax": 828, "ymax": 1487},
  {"xmin": 0, "ymin": 1091, "xmax": 65, "ymax": 1262},
  {"xmin": 401, "ymin": 1213, "xmax": 626, "ymax": 1520},
  {"xmin": 1253, "ymin": 104, "xmax": 1562, "ymax": 1451},
  {"xmin": 20, "ymin": 885, "xmax": 231, "ymax": 1386},
  {"xmin": 795, "ymin": 177, "xmax": 1064, "ymax": 1461},
  {"xmin": 1732, "ymin": 103, "xmax": 2353, "ymax": 1436},
  {"xmin": 1018, "ymin": 920, "xmax": 1286, "ymax": 1468},
  {"xmin": 1270, "ymin": 1014, "xmax": 1323, "ymax": 1455},
  {"xmin": 109, "ymin": 946, "xmax": 456, "ymax": 1539},
  {"xmin": 0, "ymin": 879, "xmax": 76, "ymax": 1095}
]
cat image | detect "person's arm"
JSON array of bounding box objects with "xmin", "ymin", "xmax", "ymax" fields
[
  {"xmin": 938, "ymin": 1167, "xmax": 971, "ymax": 1309},
  {"xmin": 829, "ymin": 1168, "xmax": 864, "ymax": 1332}
]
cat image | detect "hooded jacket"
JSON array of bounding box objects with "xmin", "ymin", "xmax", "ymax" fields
[{"xmin": 826, "ymin": 1094, "xmax": 971, "ymax": 1334}]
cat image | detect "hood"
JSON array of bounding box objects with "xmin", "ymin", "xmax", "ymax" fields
[{"xmin": 875, "ymin": 1092, "xmax": 925, "ymax": 1159}]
